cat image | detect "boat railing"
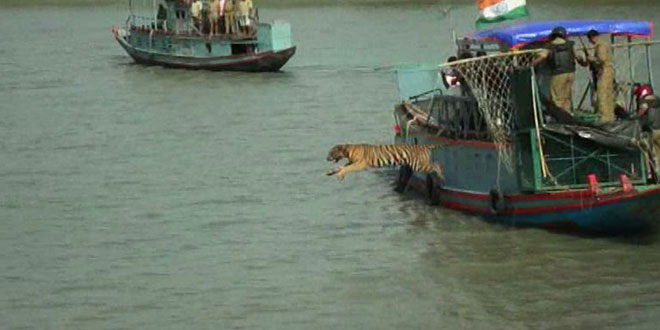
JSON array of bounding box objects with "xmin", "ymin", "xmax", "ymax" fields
[
  {"xmin": 573, "ymin": 39, "xmax": 660, "ymax": 114},
  {"xmin": 126, "ymin": 14, "xmax": 208, "ymax": 38},
  {"xmin": 127, "ymin": 14, "xmax": 159, "ymax": 30}
]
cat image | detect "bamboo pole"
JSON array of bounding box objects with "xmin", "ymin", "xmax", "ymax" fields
[
  {"xmin": 647, "ymin": 37, "xmax": 655, "ymax": 88},
  {"xmin": 531, "ymin": 68, "xmax": 549, "ymax": 179}
]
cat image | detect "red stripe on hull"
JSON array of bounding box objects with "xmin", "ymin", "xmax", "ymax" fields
[
  {"xmin": 441, "ymin": 201, "xmax": 492, "ymax": 213},
  {"xmin": 409, "ymin": 176, "xmax": 660, "ymax": 216}
]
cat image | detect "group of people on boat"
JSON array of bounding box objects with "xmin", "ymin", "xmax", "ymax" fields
[
  {"xmin": 531, "ymin": 26, "xmax": 660, "ymax": 168},
  {"xmin": 158, "ymin": 0, "xmax": 256, "ymax": 37},
  {"xmin": 440, "ymin": 25, "xmax": 660, "ymax": 175},
  {"xmin": 529, "ymin": 27, "xmax": 615, "ymax": 122}
]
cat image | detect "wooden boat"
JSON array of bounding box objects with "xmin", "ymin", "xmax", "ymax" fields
[
  {"xmin": 393, "ymin": 20, "xmax": 660, "ymax": 233},
  {"xmin": 112, "ymin": 0, "xmax": 296, "ymax": 71}
]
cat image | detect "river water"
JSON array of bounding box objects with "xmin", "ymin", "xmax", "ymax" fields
[{"xmin": 2, "ymin": 2, "xmax": 660, "ymax": 330}]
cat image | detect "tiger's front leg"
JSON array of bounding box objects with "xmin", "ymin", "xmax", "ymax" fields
[
  {"xmin": 335, "ymin": 162, "xmax": 368, "ymax": 180},
  {"xmin": 326, "ymin": 166, "xmax": 344, "ymax": 177}
]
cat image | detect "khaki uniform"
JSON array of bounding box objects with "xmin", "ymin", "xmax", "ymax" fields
[
  {"xmin": 223, "ymin": 0, "xmax": 235, "ymax": 34},
  {"xmin": 538, "ymin": 38, "xmax": 576, "ymax": 113},
  {"xmin": 549, "ymin": 72, "xmax": 576, "ymax": 113},
  {"xmin": 591, "ymin": 37, "xmax": 615, "ymax": 122},
  {"xmin": 237, "ymin": 0, "xmax": 253, "ymax": 30},
  {"xmin": 209, "ymin": 0, "xmax": 221, "ymax": 35}
]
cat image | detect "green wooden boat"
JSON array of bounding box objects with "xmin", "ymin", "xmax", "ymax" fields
[
  {"xmin": 113, "ymin": 0, "xmax": 296, "ymax": 71},
  {"xmin": 393, "ymin": 20, "xmax": 660, "ymax": 233}
]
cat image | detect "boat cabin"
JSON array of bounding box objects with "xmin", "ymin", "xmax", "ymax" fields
[{"xmin": 394, "ymin": 20, "xmax": 658, "ymax": 194}]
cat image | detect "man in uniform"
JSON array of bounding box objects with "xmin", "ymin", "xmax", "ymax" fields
[
  {"xmin": 532, "ymin": 26, "xmax": 578, "ymax": 113},
  {"xmin": 237, "ymin": 0, "xmax": 253, "ymax": 35},
  {"xmin": 577, "ymin": 30, "xmax": 615, "ymax": 122}
]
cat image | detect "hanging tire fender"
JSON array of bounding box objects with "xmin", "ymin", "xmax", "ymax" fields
[
  {"xmin": 489, "ymin": 188, "xmax": 506, "ymax": 215},
  {"xmin": 395, "ymin": 165, "xmax": 413, "ymax": 193},
  {"xmin": 426, "ymin": 173, "xmax": 441, "ymax": 206}
]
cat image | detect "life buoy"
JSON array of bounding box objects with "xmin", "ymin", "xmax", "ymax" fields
[
  {"xmin": 489, "ymin": 188, "xmax": 505, "ymax": 214},
  {"xmin": 426, "ymin": 173, "xmax": 441, "ymax": 206},
  {"xmin": 395, "ymin": 165, "xmax": 413, "ymax": 193}
]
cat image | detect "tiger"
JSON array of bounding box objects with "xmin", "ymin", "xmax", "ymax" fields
[{"xmin": 326, "ymin": 144, "xmax": 443, "ymax": 180}]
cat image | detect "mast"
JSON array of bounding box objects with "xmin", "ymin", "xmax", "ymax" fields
[{"xmin": 128, "ymin": 0, "xmax": 133, "ymax": 27}]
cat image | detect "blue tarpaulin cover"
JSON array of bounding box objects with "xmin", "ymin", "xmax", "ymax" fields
[{"xmin": 467, "ymin": 20, "xmax": 654, "ymax": 48}]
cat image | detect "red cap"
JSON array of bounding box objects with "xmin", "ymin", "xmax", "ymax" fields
[{"xmin": 633, "ymin": 85, "xmax": 653, "ymax": 99}]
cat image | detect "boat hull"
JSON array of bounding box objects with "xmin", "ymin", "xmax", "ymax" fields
[
  {"xmin": 406, "ymin": 173, "xmax": 660, "ymax": 233},
  {"xmin": 114, "ymin": 32, "xmax": 296, "ymax": 72}
]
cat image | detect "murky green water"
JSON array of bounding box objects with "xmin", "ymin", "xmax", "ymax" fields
[{"xmin": 2, "ymin": 3, "xmax": 660, "ymax": 330}]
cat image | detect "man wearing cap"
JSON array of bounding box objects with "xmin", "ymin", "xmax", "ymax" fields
[
  {"xmin": 577, "ymin": 30, "xmax": 615, "ymax": 122},
  {"xmin": 532, "ymin": 26, "xmax": 578, "ymax": 113}
]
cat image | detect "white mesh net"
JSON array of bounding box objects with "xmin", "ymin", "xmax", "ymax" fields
[{"xmin": 437, "ymin": 50, "xmax": 540, "ymax": 170}]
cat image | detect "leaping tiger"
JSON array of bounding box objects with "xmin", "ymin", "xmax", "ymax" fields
[{"xmin": 326, "ymin": 144, "xmax": 443, "ymax": 180}]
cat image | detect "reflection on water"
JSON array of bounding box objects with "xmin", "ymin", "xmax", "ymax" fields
[{"xmin": 1, "ymin": 3, "xmax": 660, "ymax": 330}]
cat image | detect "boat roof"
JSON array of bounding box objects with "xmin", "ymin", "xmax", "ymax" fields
[{"xmin": 467, "ymin": 20, "xmax": 654, "ymax": 48}]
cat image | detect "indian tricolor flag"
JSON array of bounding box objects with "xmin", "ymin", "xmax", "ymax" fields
[{"xmin": 476, "ymin": 0, "xmax": 529, "ymax": 28}]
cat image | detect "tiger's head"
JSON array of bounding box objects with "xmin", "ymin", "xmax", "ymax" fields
[{"xmin": 326, "ymin": 144, "xmax": 349, "ymax": 163}]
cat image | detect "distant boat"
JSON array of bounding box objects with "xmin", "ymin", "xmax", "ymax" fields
[
  {"xmin": 112, "ymin": 0, "xmax": 296, "ymax": 71},
  {"xmin": 392, "ymin": 20, "xmax": 660, "ymax": 233}
]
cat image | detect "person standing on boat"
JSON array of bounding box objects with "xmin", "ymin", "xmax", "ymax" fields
[
  {"xmin": 219, "ymin": 0, "xmax": 227, "ymax": 34},
  {"xmin": 532, "ymin": 26, "xmax": 578, "ymax": 114},
  {"xmin": 156, "ymin": 3, "xmax": 168, "ymax": 30},
  {"xmin": 191, "ymin": 0, "xmax": 204, "ymax": 32},
  {"xmin": 209, "ymin": 0, "xmax": 221, "ymax": 36},
  {"xmin": 441, "ymin": 56, "xmax": 463, "ymax": 96},
  {"xmin": 577, "ymin": 30, "xmax": 615, "ymax": 122},
  {"xmin": 237, "ymin": 0, "xmax": 253, "ymax": 35},
  {"xmin": 222, "ymin": 0, "xmax": 235, "ymax": 35}
]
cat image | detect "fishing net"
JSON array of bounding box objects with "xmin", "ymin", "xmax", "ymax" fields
[{"xmin": 437, "ymin": 50, "xmax": 540, "ymax": 170}]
